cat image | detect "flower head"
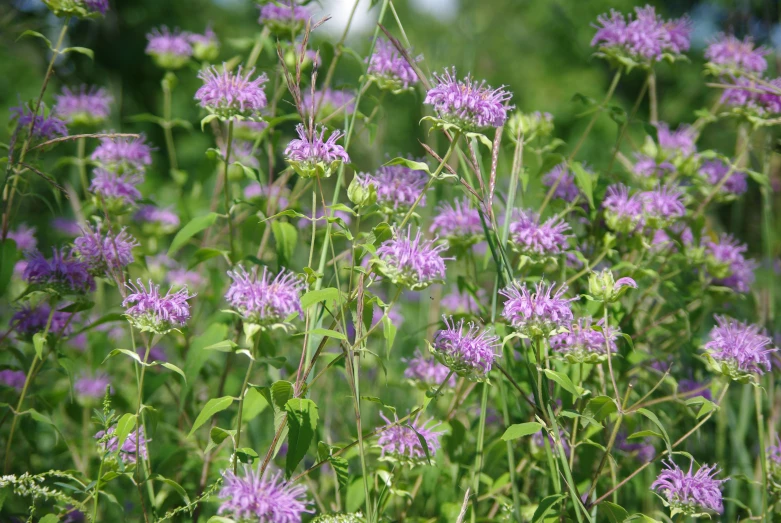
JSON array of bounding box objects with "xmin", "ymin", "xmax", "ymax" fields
[
  {"xmin": 258, "ymin": 1, "xmax": 310, "ymax": 33},
  {"xmin": 366, "ymin": 38, "xmax": 421, "ymax": 91},
  {"xmin": 767, "ymin": 436, "xmax": 781, "ymax": 471},
  {"xmin": 95, "ymin": 426, "xmax": 148, "ymax": 464},
  {"xmin": 74, "ymin": 372, "xmax": 112, "ymax": 399},
  {"xmin": 588, "ymin": 269, "xmax": 637, "ymax": 302},
  {"xmin": 245, "ymin": 183, "xmax": 290, "ymax": 209},
  {"xmin": 10, "ymin": 104, "xmax": 68, "ymax": 140},
  {"xmin": 355, "ymin": 161, "xmax": 428, "ymax": 215},
  {"xmin": 12, "ymin": 303, "xmax": 74, "ymax": 338},
  {"xmin": 633, "ymin": 154, "xmax": 676, "ymax": 179},
  {"xmin": 424, "ymin": 67, "xmax": 513, "ymax": 132},
  {"xmin": 603, "ymin": 183, "xmax": 644, "ymax": 233},
  {"xmin": 429, "ymin": 198, "xmax": 483, "ymax": 247},
  {"xmin": 24, "ymin": 248, "xmax": 94, "ymax": 294},
  {"xmin": 430, "ymin": 316, "xmax": 498, "ymax": 381},
  {"xmin": 84, "ymin": 0, "xmax": 109, "ymax": 14},
  {"xmin": 703, "ymin": 315, "xmax": 776, "ymax": 380},
  {"xmin": 123, "ymin": 279, "xmax": 194, "ymax": 334},
  {"xmin": 375, "ymin": 226, "xmax": 448, "ymax": 290},
  {"xmin": 90, "ymin": 168, "xmax": 143, "ymax": 207},
  {"xmin": 720, "ymin": 77, "xmax": 781, "ymax": 116},
  {"xmin": 615, "ymin": 430, "xmax": 655, "ymax": 463},
  {"xmin": 550, "ymin": 317, "xmax": 619, "ymax": 364},
  {"xmin": 302, "ymin": 88, "xmax": 355, "ymax": 118},
  {"xmin": 74, "ymin": 225, "xmax": 138, "ymax": 275},
  {"xmin": 641, "ymin": 185, "xmax": 686, "ymax": 228},
  {"xmin": 8, "ymin": 224, "xmax": 37, "ymax": 252},
  {"xmin": 650, "ymin": 224, "xmax": 694, "ymax": 253},
  {"xmin": 377, "ymin": 412, "xmax": 445, "ymax": 464},
  {"xmin": 196, "ymin": 64, "xmax": 268, "ymax": 119},
  {"xmin": 54, "ymin": 86, "xmax": 112, "ymax": 126},
  {"xmin": 542, "ymin": 163, "xmax": 581, "ymax": 203},
  {"xmin": 134, "ymin": 206, "xmax": 180, "ymax": 233},
  {"xmin": 403, "ymin": 350, "xmax": 456, "ymax": 388},
  {"xmin": 704, "ymin": 234, "xmax": 757, "ymax": 293},
  {"xmin": 508, "ymin": 210, "xmax": 571, "ymax": 259},
  {"xmin": 500, "ymin": 281, "xmax": 575, "ymax": 337},
  {"xmin": 91, "ymin": 135, "xmax": 153, "ymax": 171},
  {"xmin": 145, "ymin": 27, "xmax": 192, "ymax": 69},
  {"xmin": 284, "ymin": 124, "xmax": 349, "ymax": 178},
  {"xmin": 656, "ymin": 122, "xmax": 696, "ymax": 157},
  {"xmin": 188, "ymin": 26, "xmax": 220, "ymax": 62},
  {"xmin": 651, "ymin": 460, "xmax": 726, "ymax": 516},
  {"xmin": 0, "ymin": 370, "xmax": 26, "ymax": 391},
  {"xmin": 705, "ymin": 33, "xmax": 768, "ymax": 74},
  {"xmin": 218, "ymin": 466, "xmax": 313, "ymax": 523},
  {"xmin": 225, "ymin": 265, "xmax": 304, "ymax": 326},
  {"xmin": 700, "ymin": 159, "xmax": 747, "ymax": 196}
]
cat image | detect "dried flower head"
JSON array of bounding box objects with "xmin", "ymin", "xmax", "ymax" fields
[
  {"xmin": 430, "ymin": 316, "xmax": 498, "ymax": 381},
  {"xmin": 196, "ymin": 64, "xmax": 268, "ymax": 119},
  {"xmin": 123, "ymin": 279, "xmax": 194, "ymax": 334},
  {"xmin": 73, "ymin": 225, "xmax": 138, "ymax": 275},
  {"xmin": 285, "ymin": 124, "xmax": 349, "ymax": 179},
  {"xmin": 550, "ymin": 317, "xmax": 619, "ymax": 364},
  {"xmin": 508, "ymin": 210, "xmax": 572, "ymax": 259},
  {"xmin": 145, "ymin": 27, "xmax": 193, "ymax": 69},
  {"xmin": 218, "ymin": 466, "xmax": 313, "ymax": 523},
  {"xmin": 377, "ymin": 412, "xmax": 445, "ymax": 464},
  {"xmin": 24, "ymin": 248, "xmax": 94, "ymax": 295},
  {"xmin": 651, "ymin": 460, "xmax": 726, "ymax": 516},
  {"xmin": 703, "ymin": 315, "xmax": 776, "ymax": 380},
  {"xmin": 500, "ymin": 281, "xmax": 575, "ymax": 337},
  {"xmin": 366, "ymin": 38, "xmax": 421, "ymax": 91},
  {"xmin": 375, "ymin": 226, "xmax": 449, "ymax": 290},
  {"xmin": 225, "ymin": 265, "xmax": 304, "ymax": 326}
]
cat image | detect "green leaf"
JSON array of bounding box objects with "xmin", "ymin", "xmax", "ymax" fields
[
  {"xmin": 189, "ymin": 396, "xmax": 235, "ymax": 438},
  {"xmin": 183, "ymin": 322, "xmax": 228, "ymax": 400},
  {"xmin": 103, "ymin": 348, "xmax": 143, "ymax": 365},
  {"xmin": 625, "ymin": 515, "xmax": 662, "ymax": 523},
  {"xmin": 58, "ymin": 301, "xmax": 94, "ymax": 313},
  {"xmin": 33, "ymin": 332, "xmax": 47, "ymax": 359},
  {"xmin": 113, "ymin": 414, "xmax": 136, "ymax": 455},
  {"xmin": 38, "ymin": 515, "xmax": 60, "ymax": 523},
  {"xmin": 188, "ymin": 248, "xmax": 229, "ymax": 269},
  {"xmin": 168, "ymin": 212, "xmax": 219, "ymax": 256},
  {"xmin": 627, "ymin": 430, "xmax": 663, "ymax": 440},
  {"xmin": 201, "ymin": 114, "xmax": 220, "ymax": 131},
  {"xmin": 236, "ymin": 447, "xmax": 259, "ymax": 463},
  {"xmin": 284, "ymin": 398, "xmax": 319, "ymax": 477},
  {"xmin": 329, "ymin": 455, "xmax": 349, "ymax": 490},
  {"xmin": 542, "ymin": 368, "xmax": 583, "ymax": 398},
  {"xmin": 571, "ymin": 161, "xmax": 595, "ymax": 209},
  {"xmin": 383, "ymin": 157, "xmax": 430, "ymax": 174},
  {"xmin": 531, "ymin": 494, "xmax": 565, "ymax": 522},
  {"xmin": 300, "ymin": 288, "xmax": 343, "ymax": 310},
  {"xmin": 17, "ymin": 30, "xmax": 52, "ymax": 48},
  {"xmin": 583, "ymin": 396, "xmax": 618, "ymax": 423},
  {"xmin": 407, "ymin": 423, "xmax": 433, "ymax": 465},
  {"xmin": 204, "ymin": 340, "xmax": 238, "ymax": 352},
  {"xmin": 601, "ymin": 501, "xmax": 629, "ymax": 522},
  {"xmin": 300, "ymin": 328, "xmax": 346, "ymax": 341},
  {"xmin": 159, "ymin": 362, "xmax": 186, "ymax": 383},
  {"xmin": 382, "ymin": 314, "xmax": 396, "ymax": 356},
  {"xmin": 62, "ymin": 47, "xmax": 94, "ymax": 60},
  {"xmin": 636, "ymin": 408, "xmax": 671, "ymax": 454},
  {"xmin": 241, "ymin": 387, "xmax": 268, "ymax": 422},
  {"xmin": 272, "ymin": 221, "xmax": 298, "ymax": 269},
  {"xmin": 501, "ymin": 422, "xmax": 543, "ymax": 441}
]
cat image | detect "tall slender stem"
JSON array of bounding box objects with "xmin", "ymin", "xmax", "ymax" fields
[
  {"xmin": 647, "ymin": 70, "xmax": 658, "ymax": 124},
  {"xmin": 223, "ymin": 119, "xmax": 236, "ymax": 261},
  {"xmin": 162, "ymin": 74, "xmax": 179, "ymax": 173},
  {"xmin": 77, "ymin": 137, "xmax": 89, "ymax": 199},
  {"xmin": 233, "ymin": 341, "xmax": 257, "ymax": 474},
  {"xmin": 470, "ymin": 383, "xmax": 489, "ymax": 523},
  {"xmin": 756, "ymin": 385, "xmax": 769, "ymax": 521}
]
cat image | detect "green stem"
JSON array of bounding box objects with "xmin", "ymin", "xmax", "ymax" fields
[
  {"xmin": 134, "ymin": 338, "xmax": 152, "ymax": 493},
  {"xmin": 91, "ymin": 447, "xmax": 106, "ymax": 521},
  {"xmin": 162, "ymin": 74, "xmax": 179, "ymax": 173},
  {"xmin": 234, "ymin": 349, "xmax": 256, "ymax": 474},
  {"xmin": 223, "ymin": 119, "xmax": 236, "ymax": 261},
  {"xmin": 470, "ymin": 383, "xmax": 489, "ymax": 523},
  {"xmin": 756, "ymin": 385, "xmax": 769, "ymax": 521},
  {"xmin": 648, "ymin": 70, "xmax": 658, "ymax": 124},
  {"xmin": 77, "ymin": 137, "xmax": 89, "ymax": 199}
]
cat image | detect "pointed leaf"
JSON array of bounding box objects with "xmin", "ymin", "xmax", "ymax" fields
[{"xmin": 188, "ymin": 396, "xmax": 235, "ymax": 438}]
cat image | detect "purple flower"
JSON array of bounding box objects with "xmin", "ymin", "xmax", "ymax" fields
[
  {"xmin": 705, "ymin": 33, "xmax": 768, "ymax": 74},
  {"xmin": 0, "ymin": 370, "xmax": 26, "ymax": 391},
  {"xmin": 188, "ymin": 26, "xmax": 220, "ymax": 61},
  {"xmin": 84, "ymin": 0, "xmax": 109, "ymax": 14},
  {"xmin": 355, "ymin": 162, "xmax": 428, "ymax": 214},
  {"xmin": 651, "ymin": 460, "xmax": 726, "ymax": 515},
  {"xmin": 656, "ymin": 122, "xmax": 696, "ymax": 157},
  {"xmin": 430, "ymin": 316, "xmax": 498, "ymax": 381},
  {"xmin": 91, "ymin": 135, "xmax": 153, "ymax": 170},
  {"xmin": 375, "ymin": 226, "xmax": 448, "ymax": 290},
  {"xmin": 8, "ymin": 224, "xmax": 37, "ymax": 252},
  {"xmin": 532, "ymin": 429, "xmax": 571, "ymax": 459},
  {"xmin": 12, "ymin": 303, "xmax": 74, "ymax": 338},
  {"xmin": 225, "ymin": 265, "xmax": 304, "ymax": 326},
  {"xmin": 704, "ymin": 234, "xmax": 757, "ymax": 293},
  {"xmin": 123, "ymin": 279, "xmax": 194, "ymax": 334},
  {"xmin": 700, "ymin": 159, "xmax": 747, "ymax": 195},
  {"xmin": 441, "ymin": 286, "xmax": 485, "ymax": 315},
  {"xmin": 615, "ymin": 431, "xmax": 655, "ymax": 463},
  {"xmin": 244, "ymin": 183, "xmax": 289, "ymax": 209},
  {"xmin": 168, "ymin": 268, "xmax": 205, "ymax": 290},
  {"xmin": 633, "ymin": 154, "xmax": 675, "ymax": 179},
  {"xmin": 145, "ymin": 27, "xmax": 193, "ymax": 69},
  {"xmin": 767, "ymin": 436, "xmax": 781, "ymax": 467},
  {"xmin": 403, "ymin": 350, "xmax": 456, "ymax": 387},
  {"xmin": 704, "ymin": 315, "xmax": 776, "ymax": 378},
  {"xmin": 52, "ymin": 218, "xmax": 83, "ymax": 236},
  {"xmin": 196, "ymin": 64, "xmax": 268, "ymax": 118},
  {"xmin": 74, "ymin": 372, "xmax": 112, "ymax": 398},
  {"xmin": 377, "ymin": 412, "xmax": 445, "ymax": 463},
  {"xmin": 720, "ymin": 77, "xmax": 781, "ymax": 115},
  {"xmin": 500, "ymin": 281, "xmax": 575, "ymax": 337},
  {"xmin": 550, "ymin": 317, "xmax": 618, "ymax": 364},
  {"xmin": 429, "ymin": 197, "xmax": 483, "ymax": 245},
  {"xmin": 542, "ymin": 163, "xmax": 580, "ymax": 203},
  {"xmin": 508, "ymin": 210, "xmax": 571, "ymax": 258},
  {"xmin": 603, "ymin": 183, "xmax": 644, "ymax": 233},
  {"xmin": 302, "ymin": 88, "xmax": 355, "ymax": 116},
  {"xmin": 89, "ymin": 168, "xmax": 143, "ymax": 206},
  {"xmin": 95, "ymin": 426, "xmax": 148, "ymax": 464},
  {"xmin": 284, "ymin": 124, "xmax": 349, "ymax": 178},
  {"xmin": 366, "ymin": 38, "xmax": 421, "ymax": 91},
  {"xmin": 10, "ymin": 104, "xmax": 68, "ymax": 140},
  {"xmin": 24, "ymin": 248, "xmax": 94, "ymax": 294},
  {"xmin": 54, "ymin": 86, "xmax": 112, "ymax": 126},
  {"xmin": 591, "ymin": 6, "xmax": 691, "ymax": 62},
  {"xmin": 650, "ymin": 224, "xmax": 694, "ymax": 253},
  {"xmin": 424, "ymin": 67, "xmax": 513, "ymax": 131},
  {"xmin": 640, "ymin": 185, "xmax": 686, "ymax": 228},
  {"xmin": 74, "ymin": 225, "xmax": 138, "ymax": 275},
  {"xmin": 218, "ymin": 466, "xmax": 313, "ymax": 523},
  {"xmin": 258, "ymin": 1, "xmax": 310, "ymax": 28},
  {"xmin": 134, "ymin": 206, "xmax": 180, "ymax": 232}
]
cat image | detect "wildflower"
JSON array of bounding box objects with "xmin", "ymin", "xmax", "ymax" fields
[
  {"xmin": 651, "ymin": 460, "xmax": 726, "ymax": 516},
  {"xmin": 403, "ymin": 350, "xmax": 456, "ymax": 388},
  {"xmin": 91, "ymin": 135, "xmax": 153, "ymax": 171},
  {"xmin": 73, "ymin": 225, "xmax": 138, "ymax": 275},
  {"xmin": 134, "ymin": 206, "xmax": 181, "ymax": 233},
  {"xmin": 720, "ymin": 77, "xmax": 781, "ymax": 116},
  {"xmin": 74, "ymin": 372, "xmax": 112, "ymax": 399},
  {"xmin": 52, "ymin": 218, "xmax": 82, "ymax": 236},
  {"xmin": 168, "ymin": 268, "xmax": 205, "ymax": 290},
  {"xmin": 123, "ymin": 279, "xmax": 194, "ymax": 334},
  {"xmin": 89, "ymin": 168, "xmax": 143, "ymax": 207},
  {"xmin": 603, "ymin": 183, "xmax": 644, "ymax": 234},
  {"xmin": 236, "ymin": 119, "xmax": 269, "ymax": 139},
  {"xmin": 145, "ymin": 27, "xmax": 193, "ymax": 69},
  {"xmin": 10, "ymin": 104, "xmax": 68, "ymax": 140},
  {"xmin": 650, "ymin": 224, "xmax": 694, "ymax": 253},
  {"xmin": 508, "ymin": 110, "xmax": 554, "ymax": 139},
  {"xmin": 703, "ymin": 315, "xmax": 776, "ymax": 380},
  {"xmin": 83, "ymin": 0, "xmax": 109, "ymax": 14},
  {"xmin": 244, "ymin": 183, "xmax": 290, "ymax": 209},
  {"xmin": 366, "ymin": 38, "xmax": 421, "ymax": 91},
  {"xmin": 640, "ymin": 185, "xmax": 686, "ymax": 229},
  {"xmin": 500, "ymin": 281, "xmax": 575, "ymax": 337},
  {"xmin": 374, "ymin": 226, "xmax": 449, "ymax": 290},
  {"xmin": 54, "ymin": 86, "xmax": 112, "ymax": 126},
  {"xmin": 302, "ymin": 88, "xmax": 355, "ymax": 118},
  {"xmin": 258, "ymin": 0, "xmax": 310, "ymax": 33},
  {"xmin": 591, "ymin": 6, "xmax": 691, "ymax": 64},
  {"xmin": 542, "ymin": 163, "xmax": 581, "ymax": 203},
  {"xmin": 429, "ymin": 316, "xmax": 498, "ymax": 381},
  {"xmin": 355, "ymin": 162, "xmax": 428, "ymax": 216},
  {"xmin": 195, "ymin": 64, "xmax": 268, "ymax": 119},
  {"xmin": 377, "ymin": 412, "xmax": 445, "ymax": 464},
  {"xmin": 11, "ymin": 303, "xmax": 74, "ymax": 338},
  {"xmin": 767, "ymin": 437, "xmax": 781, "ymax": 477},
  {"xmin": 508, "ymin": 210, "xmax": 571, "ymax": 259},
  {"xmin": 225, "ymin": 265, "xmax": 304, "ymax": 326},
  {"xmin": 550, "ymin": 317, "xmax": 619, "ymax": 364},
  {"xmin": 0, "ymin": 370, "xmax": 26, "ymax": 391},
  {"xmin": 656, "ymin": 123, "xmax": 696, "ymax": 157},
  {"xmin": 705, "ymin": 33, "xmax": 768, "ymax": 74},
  {"xmin": 615, "ymin": 431, "xmax": 655, "ymax": 463},
  {"xmin": 8, "ymin": 224, "xmax": 37, "ymax": 252},
  {"xmin": 700, "ymin": 159, "xmax": 747, "ymax": 196},
  {"xmin": 95, "ymin": 426, "xmax": 148, "ymax": 464},
  {"xmin": 218, "ymin": 466, "xmax": 313, "ymax": 523},
  {"xmin": 430, "ymin": 198, "xmax": 484, "ymax": 248},
  {"xmin": 24, "ymin": 248, "xmax": 94, "ymax": 294},
  {"xmin": 588, "ymin": 269, "xmax": 637, "ymax": 302},
  {"xmin": 424, "ymin": 67, "xmax": 513, "ymax": 132},
  {"xmin": 188, "ymin": 26, "xmax": 220, "ymax": 62},
  {"xmin": 703, "ymin": 234, "xmax": 757, "ymax": 293},
  {"xmin": 633, "ymin": 154, "xmax": 676, "ymax": 179},
  {"xmin": 284, "ymin": 124, "xmax": 349, "ymax": 179},
  {"xmin": 441, "ymin": 286, "xmax": 485, "ymax": 315}
]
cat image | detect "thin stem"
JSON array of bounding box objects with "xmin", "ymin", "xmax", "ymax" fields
[
  {"xmin": 223, "ymin": 119, "xmax": 236, "ymax": 261},
  {"xmin": 756, "ymin": 385, "xmax": 769, "ymax": 521},
  {"xmin": 695, "ymin": 137, "xmax": 750, "ymax": 217},
  {"xmin": 162, "ymin": 74, "xmax": 179, "ymax": 172},
  {"xmin": 470, "ymin": 383, "xmax": 489, "ymax": 522},
  {"xmin": 648, "ymin": 70, "xmax": 658, "ymax": 124},
  {"xmin": 77, "ymin": 137, "xmax": 89, "ymax": 199},
  {"xmin": 233, "ymin": 342, "xmax": 257, "ymax": 474}
]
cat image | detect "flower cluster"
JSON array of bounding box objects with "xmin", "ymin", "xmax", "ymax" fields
[
  {"xmin": 377, "ymin": 413, "xmax": 445, "ymax": 464},
  {"xmin": 550, "ymin": 317, "xmax": 618, "ymax": 364},
  {"xmin": 285, "ymin": 124, "xmax": 349, "ymax": 178},
  {"xmin": 430, "ymin": 316, "xmax": 499, "ymax": 381},
  {"xmin": 24, "ymin": 249, "xmax": 94, "ymax": 295},
  {"xmin": 10, "ymin": 104, "xmax": 68, "ymax": 140},
  {"xmin": 95, "ymin": 426, "xmax": 148, "ymax": 465},
  {"xmin": 195, "ymin": 65, "xmax": 268, "ymax": 119},
  {"xmin": 258, "ymin": 0, "xmax": 310, "ymax": 33},
  {"xmin": 11, "ymin": 303, "xmax": 74, "ymax": 338},
  {"xmin": 651, "ymin": 460, "xmax": 726, "ymax": 516},
  {"xmin": 89, "ymin": 168, "xmax": 143, "ymax": 207},
  {"xmin": 603, "ymin": 184, "xmax": 644, "ymax": 233},
  {"xmin": 500, "ymin": 281, "xmax": 574, "ymax": 337},
  {"xmin": 429, "ymin": 197, "xmax": 483, "ymax": 247},
  {"xmin": 703, "ymin": 315, "xmax": 776, "ymax": 380},
  {"xmin": 542, "ymin": 163, "xmax": 581, "ymax": 203},
  {"xmin": 705, "ymin": 33, "xmax": 768, "ymax": 74},
  {"xmin": 366, "ymin": 38, "xmax": 421, "ymax": 91},
  {"xmin": 699, "ymin": 159, "xmax": 747, "ymax": 196},
  {"xmin": 54, "ymin": 86, "xmax": 112, "ymax": 126},
  {"xmin": 403, "ymin": 350, "xmax": 457, "ymax": 388},
  {"xmin": 703, "ymin": 234, "xmax": 757, "ymax": 293},
  {"xmin": 0, "ymin": 370, "xmax": 26, "ymax": 391},
  {"xmin": 354, "ymin": 162, "xmax": 428, "ymax": 215},
  {"xmin": 134, "ymin": 206, "xmax": 181, "ymax": 233},
  {"xmin": 91, "ymin": 135, "xmax": 153, "ymax": 171},
  {"xmin": 145, "ymin": 26, "xmax": 193, "ymax": 69},
  {"xmin": 73, "ymin": 225, "xmax": 138, "ymax": 276},
  {"xmin": 122, "ymin": 279, "xmax": 194, "ymax": 334},
  {"xmin": 218, "ymin": 467, "xmax": 312, "ymax": 523},
  {"xmin": 302, "ymin": 88, "xmax": 355, "ymax": 118},
  {"xmin": 374, "ymin": 227, "xmax": 448, "ymax": 290},
  {"xmin": 73, "ymin": 372, "xmax": 111, "ymax": 399},
  {"xmin": 508, "ymin": 210, "xmax": 571, "ymax": 259},
  {"xmin": 8, "ymin": 224, "xmax": 37, "ymax": 252},
  {"xmin": 225, "ymin": 265, "xmax": 304, "ymax": 326}
]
